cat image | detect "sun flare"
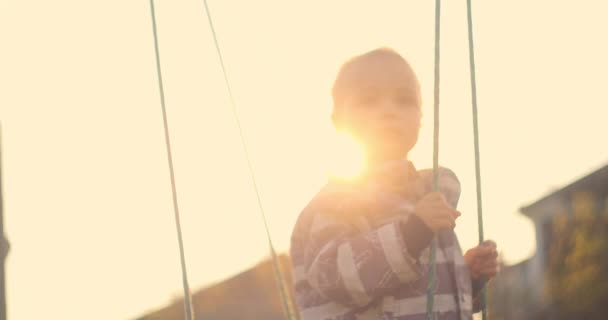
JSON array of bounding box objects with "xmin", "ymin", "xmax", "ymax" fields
[{"xmin": 326, "ymin": 131, "xmax": 367, "ymax": 180}]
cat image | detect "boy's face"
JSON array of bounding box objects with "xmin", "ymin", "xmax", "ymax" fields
[{"xmin": 333, "ymin": 56, "xmax": 422, "ymax": 161}]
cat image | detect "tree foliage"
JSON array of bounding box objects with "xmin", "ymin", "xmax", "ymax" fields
[{"xmin": 545, "ymin": 192, "xmax": 608, "ymax": 319}]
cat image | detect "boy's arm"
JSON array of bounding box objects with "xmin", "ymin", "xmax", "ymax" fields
[
  {"xmin": 465, "ymin": 240, "xmax": 498, "ymax": 313},
  {"xmin": 471, "ymin": 278, "xmax": 486, "ymax": 313},
  {"xmin": 303, "ymin": 210, "xmax": 433, "ymax": 308}
]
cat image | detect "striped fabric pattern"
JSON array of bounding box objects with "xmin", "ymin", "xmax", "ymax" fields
[{"xmin": 290, "ymin": 161, "xmax": 477, "ymax": 320}]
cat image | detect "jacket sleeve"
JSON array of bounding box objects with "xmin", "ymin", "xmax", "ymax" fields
[
  {"xmin": 471, "ymin": 278, "xmax": 487, "ymax": 313},
  {"xmin": 303, "ymin": 208, "xmax": 433, "ymax": 308}
]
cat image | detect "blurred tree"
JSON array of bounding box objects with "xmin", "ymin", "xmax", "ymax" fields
[{"xmin": 545, "ymin": 192, "xmax": 608, "ymax": 320}]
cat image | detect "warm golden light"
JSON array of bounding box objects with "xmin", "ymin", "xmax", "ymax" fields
[
  {"xmin": 2, "ymin": 1, "xmax": 605, "ymax": 319},
  {"xmin": 326, "ymin": 131, "xmax": 367, "ymax": 181}
]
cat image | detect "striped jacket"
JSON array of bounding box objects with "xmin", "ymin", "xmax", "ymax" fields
[{"xmin": 290, "ymin": 161, "xmax": 481, "ymax": 320}]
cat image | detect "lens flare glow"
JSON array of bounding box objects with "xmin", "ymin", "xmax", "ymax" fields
[{"xmin": 326, "ymin": 131, "xmax": 366, "ymax": 180}]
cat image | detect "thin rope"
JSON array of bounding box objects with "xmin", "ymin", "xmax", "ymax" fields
[
  {"xmin": 426, "ymin": 0, "xmax": 441, "ymax": 318},
  {"xmin": 148, "ymin": 1, "xmax": 194, "ymax": 319},
  {"xmin": 200, "ymin": 2, "xmax": 296, "ymax": 319},
  {"xmin": 466, "ymin": 0, "xmax": 488, "ymax": 319}
]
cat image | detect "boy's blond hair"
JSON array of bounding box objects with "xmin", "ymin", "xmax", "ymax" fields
[{"xmin": 331, "ymin": 48, "xmax": 421, "ymax": 116}]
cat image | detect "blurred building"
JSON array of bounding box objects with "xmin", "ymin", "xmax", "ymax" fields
[{"xmin": 489, "ymin": 164, "xmax": 608, "ymax": 320}]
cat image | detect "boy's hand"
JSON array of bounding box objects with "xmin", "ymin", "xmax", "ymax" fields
[
  {"xmin": 464, "ymin": 240, "xmax": 499, "ymax": 280},
  {"xmin": 414, "ymin": 192, "xmax": 460, "ymax": 232}
]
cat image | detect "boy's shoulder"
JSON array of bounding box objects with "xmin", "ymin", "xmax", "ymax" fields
[
  {"xmin": 304, "ymin": 181, "xmax": 364, "ymax": 216},
  {"xmin": 291, "ymin": 166, "xmax": 461, "ymax": 238},
  {"xmin": 301, "ymin": 166, "xmax": 460, "ymax": 214},
  {"xmin": 416, "ymin": 166, "xmax": 461, "ymax": 207},
  {"xmin": 416, "ymin": 166, "xmax": 459, "ymax": 181},
  {"xmin": 290, "ymin": 182, "xmax": 359, "ymax": 244},
  {"xmin": 293, "ymin": 182, "xmax": 366, "ymax": 228}
]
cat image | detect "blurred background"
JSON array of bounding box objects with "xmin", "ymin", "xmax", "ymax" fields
[{"xmin": 0, "ymin": 1, "xmax": 607, "ymax": 319}]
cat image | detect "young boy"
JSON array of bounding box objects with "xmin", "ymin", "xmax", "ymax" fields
[{"xmin": 290, "ymin": 48, "xmax": 498, "ymax": 320}]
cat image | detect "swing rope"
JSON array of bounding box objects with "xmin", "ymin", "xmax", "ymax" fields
[
  {"xmin": 466, "ymin": 0, "xmax": 488, "ymax": 318},
  {"xmin": 148, "ymin": 1, "xmax": 194, "ymax": 319},
  {"xmin": 201, "ymin": 1, "xmax": 296, "ymax": 319},
  {"xmin": 427, "ymin": 0, "xmax": 488, "ymax": 319},
  {"xmin": 426, "ymin": 0, "xmax": 442, "ymax": 318}
]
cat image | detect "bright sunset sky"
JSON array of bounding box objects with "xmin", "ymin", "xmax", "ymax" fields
[{"xmin": 1, "ymin": 1, "xmax": 607, "ymax": 319}]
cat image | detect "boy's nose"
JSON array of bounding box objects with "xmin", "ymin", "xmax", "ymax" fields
[{"xmin": 378, "ymin": 101, "xmax": 402, "ymax": 120}]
